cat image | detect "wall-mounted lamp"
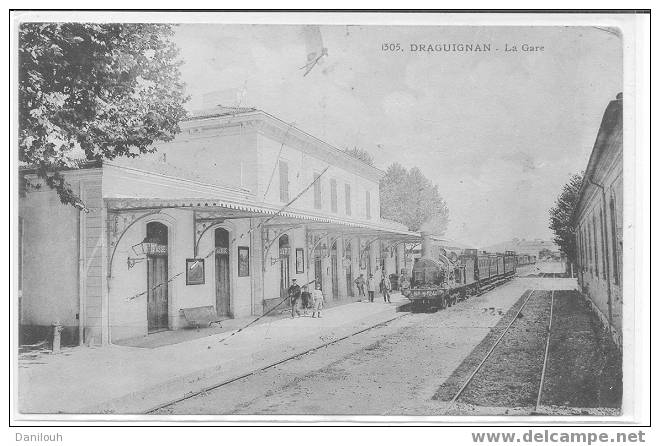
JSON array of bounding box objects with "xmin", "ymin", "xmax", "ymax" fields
[
  {"xmin": 270, "ymin": 246, "xmax": 291, "ymax": 265},
  {"xmin": 127, "ymin": 238, "xmax": 167, "ymax": 269}
]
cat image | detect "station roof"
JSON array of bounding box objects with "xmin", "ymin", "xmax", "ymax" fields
[{"xmin": 105, "ymin": 197, "xmax": 420, "ymax": 242}]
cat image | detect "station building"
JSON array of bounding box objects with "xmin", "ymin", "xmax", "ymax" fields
[
  {"xmin": 573, "ymin": 93, "xmax": 623, "ymax": 348},
  {"xmin": 18, "ymin": 106, "xmax": 421, "ymax": 346}
]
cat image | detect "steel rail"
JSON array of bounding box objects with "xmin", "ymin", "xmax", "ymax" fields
[
  {"xmin": 145, "ymin": 312, "xmax": 411, "ymax": 414},
  {"xmin": 534, "ymin": 290, "xmax": 555, "ymax": 413},
  {"xmin": 442, "ymin": 288, "xmax": 537, "ymax": 415}
]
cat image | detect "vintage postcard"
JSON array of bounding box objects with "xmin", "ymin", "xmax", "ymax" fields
[{"xmin": 9, "ymin": 9, "xmax": 650, "ymax": 436}]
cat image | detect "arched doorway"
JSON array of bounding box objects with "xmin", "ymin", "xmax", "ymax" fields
[
  {"xmin": 279, "ymin": 235, "xmax": 291, "ymax": 300},
  {"xmin": 215, "ymin": 228, "xmax": 231, "ymax": 317},
  {"xmin": 331, "ymin": 240, "xmax": 339, "ymax": 299},
  {"xmin": 345, "ymin": 239, "xmax": 354, "ymax": 297},
  {"xmin": 146, "ymin": 222, "xmax": 168, "ymax": 333},
  {"xmin": 313, "ymin": 237, "xmax": 325, "ymax": 290}
]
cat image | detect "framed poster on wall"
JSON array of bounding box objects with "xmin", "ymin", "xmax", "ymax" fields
[
  {"xmin": 238, "ymin": 246, "xmax": 250, "ymax": 277},
  {"xmin": 186, "ymin": 258, "xmax": 205, "ymax": 285},
  {"xmin": 295, "ymin": 248, "xmax": 305, "ymax": 273}
]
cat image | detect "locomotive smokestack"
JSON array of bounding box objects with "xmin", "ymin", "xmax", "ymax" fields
[{"xmin": 421, "ymin": 231, "xmax": 432, "ymax": 258}]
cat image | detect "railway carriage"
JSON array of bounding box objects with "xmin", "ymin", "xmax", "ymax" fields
[{"xmin": 407, "ymin": 237, "xmax": 517, "ymax": 311}]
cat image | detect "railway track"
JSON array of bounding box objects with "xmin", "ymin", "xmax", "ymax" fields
[
  {"xmin": 149, "ymin": 282, "xmax": 530, "ymax": 415},
  {"xmin": 146, "ymin": 311, "xmax": 412, "ymax": 414},
  {"xmin": 442, "ymin": 289, "xmax": 556, "ymax": 415}
]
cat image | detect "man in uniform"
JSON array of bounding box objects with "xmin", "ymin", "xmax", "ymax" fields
[{"xmin": 288, "ymin": 279, "xmax": 302, "ymax": 318}]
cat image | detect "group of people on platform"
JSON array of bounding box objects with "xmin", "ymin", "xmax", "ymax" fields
[
  {"xmin": 287, "ymin": 268, "xmax": 412, "ymax": 319},
  {"xmin": 287, "ymin": 279, "xmax": 324, "ymax": 318}
]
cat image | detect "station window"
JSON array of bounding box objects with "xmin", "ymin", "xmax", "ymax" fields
[
  {"xmin": 330, "ymin": 179, "xmax": 337, "ymax": 213},
  {"xmin": 345, "ymin": 184, "xmax": 351, "ymax": 216},
  {"xmin": 314, "ymin": 172, "xmax": 322, "ymax": 209},
  {"xmin": 580, "ymin": 228, "xmax": 587, "ymax": 272},
  {"xmin": 610, "ymin": 195, "xmax": 620, "ymax": 285},
  {"xmin": 587, "ymin": 223, "xmax": 593, "ymax": 274},
  {"xmin": 583, "ymin": 231, "xmax": 588, "ymax": 271},
  {"xmin": 600, "ymin": 208, "xmax": 608, "ymax": 281},
  {"xmin": 592, "ymin": 216, "xmax": 599, "ymax": 278},
  {"xmin": 365, "ymin": 190, "xmax": 371, "ymax": 219},
  {"xmin": 279, "ymin": 160, "xmax": 289, "ymax": 202},
  {"xmin": 577, "ymin": 230, "xmax": 582, "ymax": 270}
]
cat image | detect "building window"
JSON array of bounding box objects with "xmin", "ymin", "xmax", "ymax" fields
[
  {"xmin": 587, "ymin": 223, "xmax": 593, "ymax": 274},
  {"xmin": 592, "ymin": 216, "xmax": 599, "ymax": 278},
  {"xmin": 582, "ymin": 226, "xmax": 591, "ymax": 271},
  {"xmin": 577, "ymin": 230, "xmax": 583, "ymax": 271},
  {"xmin": 600, "ymin": 208, "xmax": 608, "ymax": 281},
  {"xmin": 582, "ymin": 227, "xmax": 588, "ymax": 272},
  {"xmin": 313, "ymin": 172, "xmax": 322, "ymax": 209},
  {"xmin": 330, "ymin": 179, "xmax": 337, "ymax": 213},
  {"xmin": 279, "ymin": 161, "xmax": 289, "ymax": 202},
  {"xmin": 365, "ymin": 190, "xmax": 371, "ymax": 219},
  {"xmin": 610, "ymin": 195, "xmax": 620, "ymax": 285},
  {"xmin": 345, "ymin": 184, "xmax": 351, "ymax": 216}
]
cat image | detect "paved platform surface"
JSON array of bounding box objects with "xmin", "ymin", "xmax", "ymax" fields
[
  {"xmin": 17, "ymin": 292, "xmax": 409, "ymax": 415},
  {"xmin": 17, "ymin": 262, "xmax": 582, "ymax": 417}
]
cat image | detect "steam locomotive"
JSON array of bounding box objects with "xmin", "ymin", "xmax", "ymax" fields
[{"xmin": 404, "ymin": 243, "xmax": 517, "ymax": 310}]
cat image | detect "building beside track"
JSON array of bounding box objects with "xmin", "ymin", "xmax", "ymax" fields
[
  {"xmin": 18, "ymin": 106, "xmax": 423, "ymax": 346},
  {"xmin": 572, "ymin": 93, "xmax": 623, "ymax": 348}
]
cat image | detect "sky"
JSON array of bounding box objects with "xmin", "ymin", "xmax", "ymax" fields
[{"xmin": 174, "ymin": 24, "xmax": 622, "ymax": 248}]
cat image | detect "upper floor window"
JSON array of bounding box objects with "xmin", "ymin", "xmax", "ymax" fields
[
  {"xmin": 592, "ymin": 215, "xmax": 599, "ymax": 278},
  {"xmin": 345, "ymin": 184, "xmax": 352, "ymax": 216},
  {"xmin": 610, "ymin": 195, "xmax": 620, "ymax": 285},
  {"xmin": 587, "ymin": 223, "xmax": 593, "ymax": 273},
  {"xmin": 330, "ymin": 179, "xmax": 338, "ymax": 213},
  {"xmin": 365, "ymin": 190, "xmax": 371, "ymax": 219},
  {"xmin": 279, "ymin": 160, "xmax": 289, "ymax": 202},
  {"xmin": 600, "ymin": 208, "xmax": 607, "ymax": 280},
  {"xmin": 314, "ymin": 172, "xmax": 322, "ymax": 210}
]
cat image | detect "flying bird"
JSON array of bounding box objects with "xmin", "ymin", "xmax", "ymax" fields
[{"xmin": 300, "ymin": 25, "xmax": 328, "ymax": 77}]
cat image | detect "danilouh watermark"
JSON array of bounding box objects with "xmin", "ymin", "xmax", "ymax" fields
[{"xmin": 15, "ymin": 433, "xmax": 63, "ymax": 442}]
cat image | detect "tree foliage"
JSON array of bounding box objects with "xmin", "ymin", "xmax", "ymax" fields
[
  {"xmin": 380, "ymin": 163, "xmax": 450, "ymax": 234},
  {"xmin": 343, "ymin": 146, "xmax": 374, "ymax": 166},
  {"xmin": 19, "ymin": 23, "xmax": 188, "ymax": 207},
  {"xmin": 549, "ymin": 172, "xmax": 584, "ymax": 264}
]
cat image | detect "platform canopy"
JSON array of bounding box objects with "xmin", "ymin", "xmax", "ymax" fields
[{"xmin": 105, "ymin": 197, "xmax": 421, "ymax": 242}]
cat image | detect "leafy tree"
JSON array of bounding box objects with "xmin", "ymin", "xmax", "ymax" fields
[
  {"xmin": 538, "ymin": 248, "xmax": 553, "ymax": 260},
  {"xmin": 549, "ymin": 172, "xmax": 584, "ymax": 269},
  {"xmin": 19, "ymin": 23, "xmax": 188, "ymax": 207},
  {"xmin": 344, "ymin": 146, "xmax": 374, "ymax": 166},
  {"xmin": 380, "ymin": 164, "xmax": 449, "ymax": 234}
]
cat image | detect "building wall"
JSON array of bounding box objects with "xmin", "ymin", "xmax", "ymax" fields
[
  {"xmin": 19, "ymin": 168, "xmax": 104, "ymax": 346},
  {"xmin": 257, "ymin": 133, "xmax": 380, "ymax": 222},
  {"xmin": 112, "ymin": 125, "xmax": 259, "ymax": 194},
  {"xmin": 575, "ymin": 96, "xmax": 623, "ymax": 348},
  {"xmin": 107, "ymin": 208, "xmax": 255, "ymax": 342},
  {"xmin": 576, "ymin": 160, "xmax": 623, "ymax": 345}
]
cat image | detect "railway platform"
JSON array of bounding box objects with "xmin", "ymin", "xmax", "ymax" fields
[{"xmin": 17, "ymin": 292, "xmax": 409, "ymax": 415}]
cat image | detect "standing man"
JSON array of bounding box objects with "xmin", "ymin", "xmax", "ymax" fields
[
  {"xmin": 354, "ymin": 273, "xmax": 366, "ymax": 298},
  {"xmin": 300, "ymin": 285, "xmax": 312, "ymax": 317},
  {"xmin": 382, "ymin": 273, "xmax": 392, "ymax": 303},
  {"xmin": 374, "ymin": 267, "xmax": 382, "ymax": 296},
  {"xmin": 367, "ymin": 274, "xmax": 377, "ymax": 303},
  {"xmin": 311, "ymin": 282, "xmax": 324, "ymax": 318},
  {"xmin": 288, "ymin": 278, "xmax": 302, "ymax": 318}
]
